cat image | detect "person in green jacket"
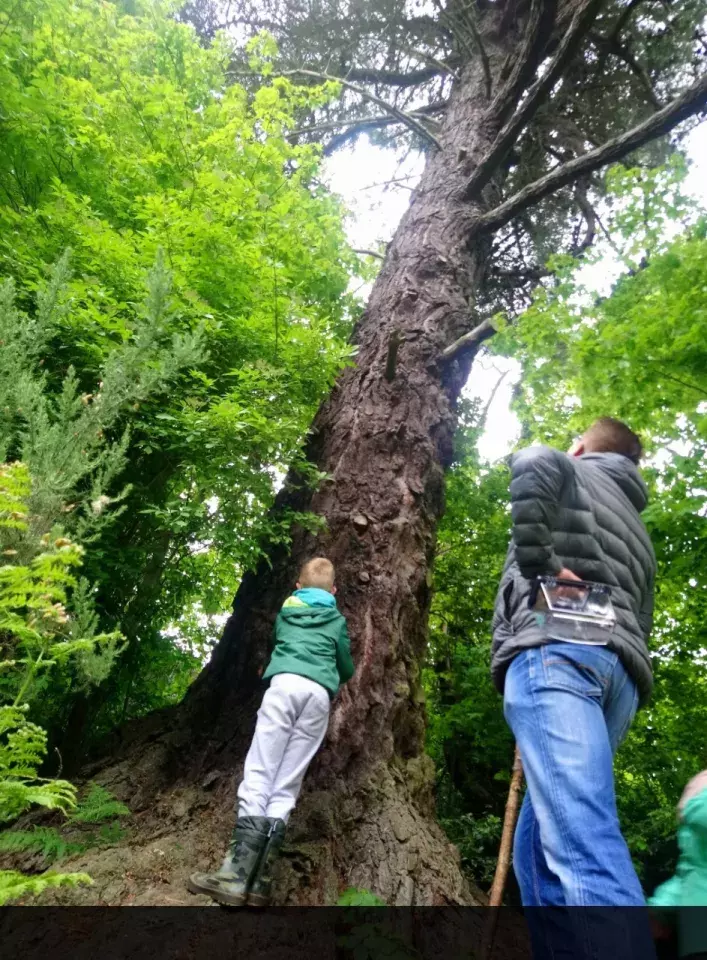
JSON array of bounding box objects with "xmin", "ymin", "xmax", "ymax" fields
[
  {"xmin": 188, "ymin": 557, "xmax": 354, "ymax": 907},
  {"xmin": 650, "ymin": 770, "xmax": 707, "ymax": 958}
]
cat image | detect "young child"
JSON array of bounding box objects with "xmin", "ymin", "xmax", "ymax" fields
[
  {"xmin": 649, "ymin": 770, "xmax": 707, "ymax": 958},
  {"xmin": 187, "ymin": 557, "xmax": 354, "ymax": 907}
]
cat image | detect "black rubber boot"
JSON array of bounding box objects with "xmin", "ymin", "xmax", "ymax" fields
[
  {"xmin": 246, "ymin": 818, "xmax": 286, "ymax": 907},
  {"xmin": 187, "ymin": 815, "xmax": 271, "ymax": 907}
]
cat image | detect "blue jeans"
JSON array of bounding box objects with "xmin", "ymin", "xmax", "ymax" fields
[
  {"xmin": 505, "ymin": 644, "xmax": 656, "ymax": 959},
  {"xmin": 505, "ymin": 642, "xmax": 643, "ymax": 906}
]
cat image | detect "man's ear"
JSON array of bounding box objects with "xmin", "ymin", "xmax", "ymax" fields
[
  {"xmin": 295, "ymin": 581, "xmax": 301, "ymax": 590},
  {"xmin": 568, "ymin": 439, "xmax": 585, "ymax": 457},
  {"xmin": 331, "ymin": 585, "xmax": 337, "ymax": 595}
]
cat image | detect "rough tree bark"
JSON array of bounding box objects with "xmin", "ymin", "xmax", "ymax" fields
[{"xmin": 26, "ymin": 0, "xmax": 706, "ymax": 907}]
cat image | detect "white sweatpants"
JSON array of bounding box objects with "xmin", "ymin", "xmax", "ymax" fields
[{"xmin": 237, "ymin": 673, "xmax": 330, "ymax": 822}]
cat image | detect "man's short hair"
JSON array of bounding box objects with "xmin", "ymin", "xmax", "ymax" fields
[
  {"xmin": 583, "ymin": 417, "xmax": 643, "ymax": 464},
  {"xmin": 298, "ymin": 557, "xmax": 335, "ymax": 591}
]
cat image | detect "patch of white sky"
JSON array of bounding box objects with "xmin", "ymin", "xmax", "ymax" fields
[{"xmin": 323, "ymin": 121, "xmax": 707, "ymax": 463}]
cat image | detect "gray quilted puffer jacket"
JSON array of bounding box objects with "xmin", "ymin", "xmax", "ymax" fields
[{"xmin": 491, "ymin": 446, "xmax": 656, "ymax": 704}]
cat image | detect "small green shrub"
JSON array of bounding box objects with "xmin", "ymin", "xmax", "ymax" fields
[{"xmin": 336, "ymin": 887, "xmax": 386, "ymax": 906}]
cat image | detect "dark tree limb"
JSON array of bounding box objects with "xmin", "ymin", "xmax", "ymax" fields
[
  {"xmin": 395, "ymin": 44, "xmax": 460, "ymax": 81},
  {"xmin": 476, "ymin": 72, "xmax": 707, "ymax": 234},
  {"xmin": 465, "ymin": 0, "xmax": 604, "ymax": 201},
  {"xmin": 611, "ymin": 0, "xmax": 649, "ymax": 41},
  {"xmin": 488, "ymin": 0, "xmax": 558, "ymax": 127},
  {"xmin": 572, "ymin": 184, "xmax": 598, "ymax": 253},
  {"xmin": 353, "ymin": 248, "xmax": 385, "ymax": 260},
  {"xmin": 280, "ymin": 69, "xmax": 443, "ymax": 149},
  {"xmin": 455, "ymin": 1, "xmax": 492, "ymax": 97}
]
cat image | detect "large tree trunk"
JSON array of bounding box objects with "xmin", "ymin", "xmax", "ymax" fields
[{"xmin": 25, "ymin": 19, "xmax": 521, "ymax": 908}]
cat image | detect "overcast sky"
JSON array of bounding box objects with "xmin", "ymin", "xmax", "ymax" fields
[{"xmin": 323, "ymin": 122, "xmax": 707, "ymax": 462}]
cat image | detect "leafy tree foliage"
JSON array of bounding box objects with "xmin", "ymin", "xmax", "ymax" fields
[{"xmin": 0, "ymin": 0, "xmax": 360, "ymax": 756}]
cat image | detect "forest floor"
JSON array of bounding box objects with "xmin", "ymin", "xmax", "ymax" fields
[
  {"xmin": 6, "ymin": 780, "xmax": 232, "ymax": 907},
  {"xmin": 1, "ymin": 736, "xmax": 536, "ymax": 958},
  {"xmin": 4, "ymin": 751, "xmax": 488, "ymax": 908}
]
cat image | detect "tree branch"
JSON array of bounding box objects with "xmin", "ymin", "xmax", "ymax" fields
[
  {"xmin": 475, "ymin": 73, "xmax": 707, "ymax": 235},
  {"xmin": 591, "ymin": 33, "xmax": 662, "ymax": 109},
  {"xmin": 465, "ymin": 0, "xmax": 604, "ymax": 201},
  {"xmin": 480, "ymin": 369, "xmax": 510, "ymax": 429},
  {"xmin": 488, "ymin": 0, "xmax": 558, "ymax": 127},
  {"xmin": 441, "ymin": 318, "xmax": 496, "ymax": 361},
  {"xmin": 353, "ymin": 248, "xmax": 385, "ymax": 260},
  {"xmin": 289, "ymin": 101, "xmax": 448, "ymax": 153},
  {"xmin": 572, "ymin": 184, "xmax": 597, "ymax": 254},
  {"xmin": 280, "ymin": 69, "xmax": 442, "ymax": 150},
  {"xmin": 344, "ymin": 65, "xmax": 443, "ymax": 86},
  {"xmin": 396, "ymin": 43, "xmax": 460, "ymax": 82},
  {"xmin": 455, "ymin": 1, "xmax": 492, "ymax": 97},
  {"xmin": 611, "ymin": 0, "xmax": 649, "ymax": 41}
]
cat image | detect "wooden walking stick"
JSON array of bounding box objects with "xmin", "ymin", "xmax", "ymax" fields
[{"xmin": 479, "ymin": 745, "xmax": 524, "ymax": 960}]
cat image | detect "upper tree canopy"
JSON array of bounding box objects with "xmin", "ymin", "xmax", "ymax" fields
[{"xmin": 182, "ymin": 0, "xmax": 706, "ymax": 321}]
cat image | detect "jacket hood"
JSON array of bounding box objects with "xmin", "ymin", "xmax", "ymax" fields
[
  {"xmin": 293, "ymin": 587, "xmax": 336, "ymax": 608},
  {"xmin": 278, "ymin": 604, "xmax": 342, "ymax": 626},
  {"xmin": 579, "ymin": 452, "xmax": 648, "ymax": 512}
]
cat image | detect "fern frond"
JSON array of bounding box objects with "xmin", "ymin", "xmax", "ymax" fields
[
  {"xmin": 0, "ymin": 778, "xmax": 77, "ymax": 824},
  {"xmin": 0, "ymin": 868, "xmax": 92, "ymax": 905},
  {"xmin": 0, "ymin": 826, "xmax": 80, "ymax": 861},
  {"xmin": 69, "ymin": 783, "xmax": 130, "ymax": 823}
]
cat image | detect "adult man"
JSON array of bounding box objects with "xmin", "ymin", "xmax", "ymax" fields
[{"xmin": 492, "ymin": 418, "xmax": 656, "ymax": 909}]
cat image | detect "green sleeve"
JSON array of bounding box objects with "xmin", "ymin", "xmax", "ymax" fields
[
  {"xmin": 336, "ymin": 620, "xmax": 355, "ymax": 684},
  {"xmin": 682, "ymin": 790, "xmax": 707, "ymax": 830},
  {"xmin": 648, "ymin": 875, "xmax": 681, "ymax": 913},
  {"xmin": 269, "ymin": 615, "xmax": 279, "ymax": 655}
]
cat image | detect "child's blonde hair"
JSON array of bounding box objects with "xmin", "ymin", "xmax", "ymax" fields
[{"xmin": 298, "ymin": 557, "xmax": 335, "ymax": 592}]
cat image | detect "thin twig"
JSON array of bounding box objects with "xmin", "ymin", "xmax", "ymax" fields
[
  {"xmin": 480, "ymin": 747, "xmax": 524, "ymax": 960},
  {"xmin": 289, "ymin": 101, "xmax": 448, "ymax": 152},
  {"xmin": 279, "ymin": 69, "xmax": 442, "ymax": 150},
  {"xmin": 480, "ymin": 370, "xmax": 510, "ymax": 431},
  {"xmin": 343, "ymin": 64, "xmax": 442, "ymax": 86}
]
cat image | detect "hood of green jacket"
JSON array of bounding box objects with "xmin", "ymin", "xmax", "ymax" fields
[{"xmin": 292, "ymin": 587, "xmax": 336, "ymax": 608}]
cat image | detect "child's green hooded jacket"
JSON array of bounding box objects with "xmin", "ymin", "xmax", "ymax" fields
[
  {"xmin": 262, "ymin": 587, "xmax": 354, "ymax": 698},
  {"xmin": 649, "ymin": 782, "xmax": 707, "ymax": 957}
]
